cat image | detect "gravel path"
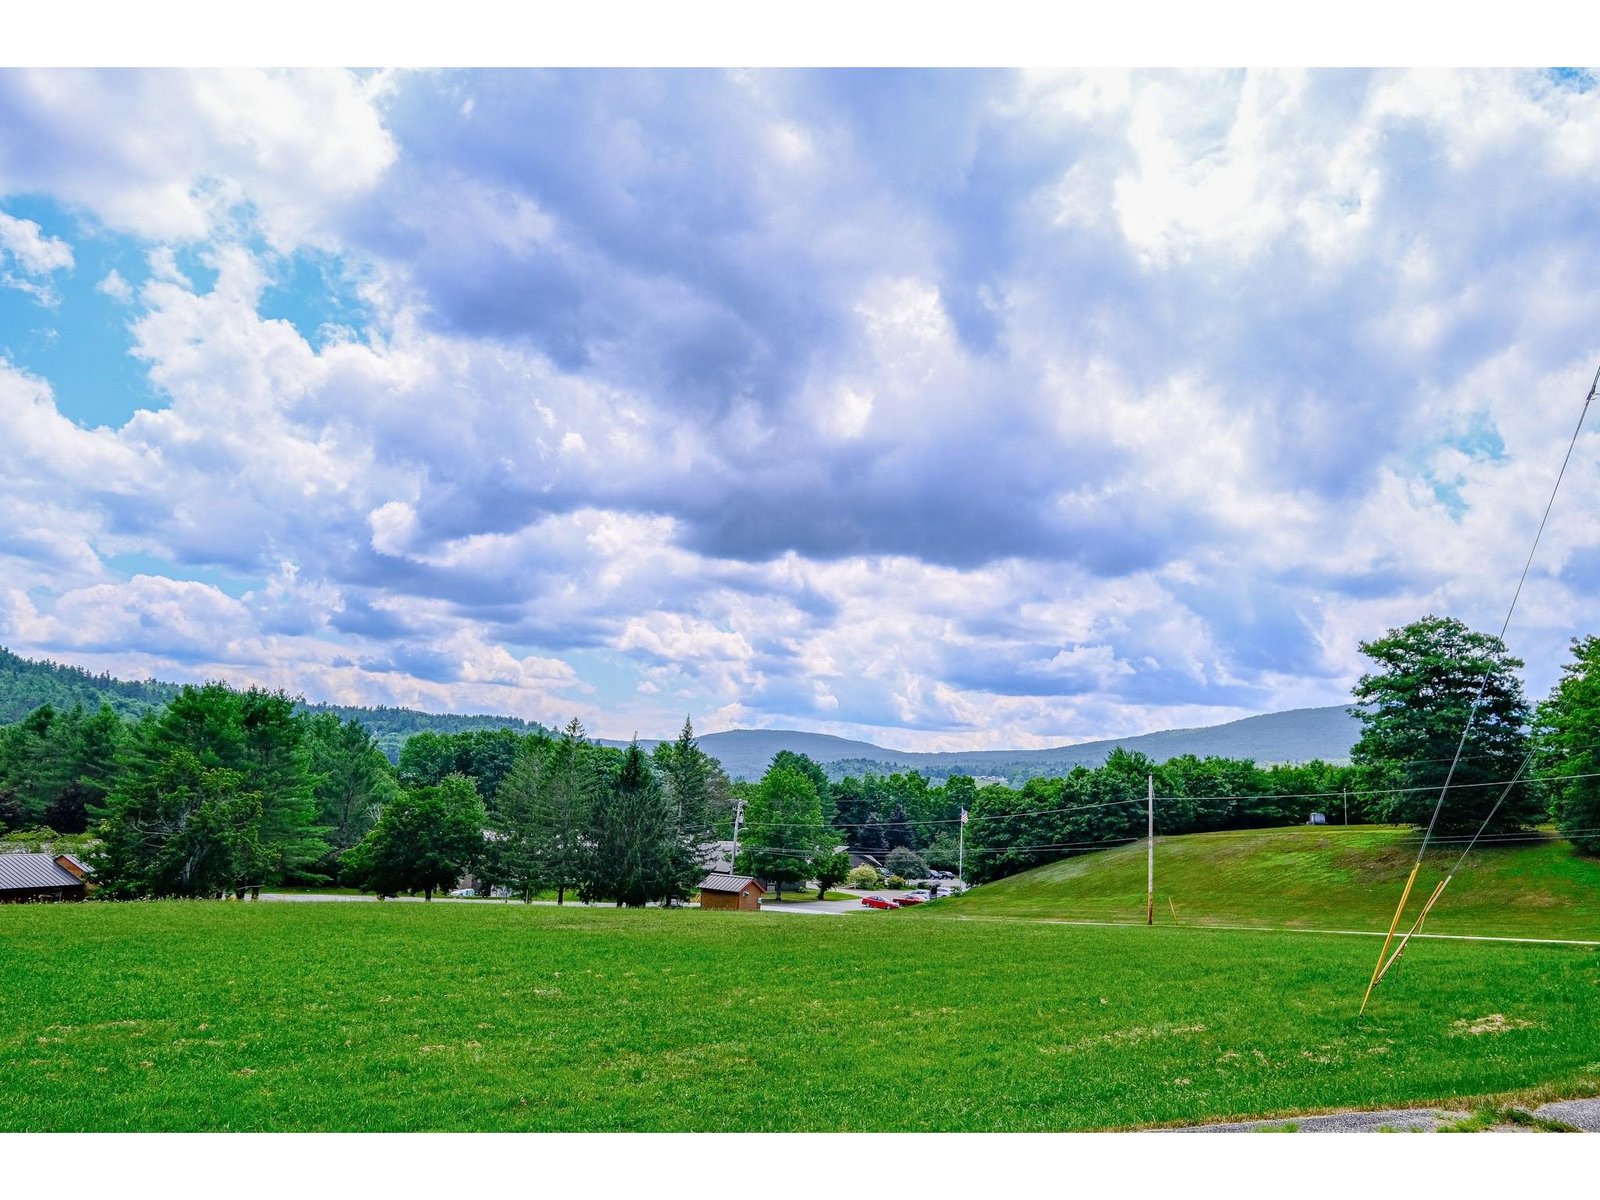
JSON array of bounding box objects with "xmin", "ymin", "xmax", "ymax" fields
[{"xmin": 1171, "ymin": 1097, "xmax": 1600, "ymax": 1132}]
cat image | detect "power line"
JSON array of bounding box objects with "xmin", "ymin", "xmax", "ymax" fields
[
  {"xmin": 734, "ymin": 763, "xmax": 1600, "ymax": 832},
  {"xmin": 1412, "ymin": 365, "xmax": 1598, "ymax": 865}
]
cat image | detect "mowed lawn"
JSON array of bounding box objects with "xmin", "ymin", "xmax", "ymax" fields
[
  {"xmin": 941, "ymin": 825, "xmax": 1600, "ymax": 940},
  {"xmin": 3, "ymin": 900, "xmax": 1600, "ymax": 1131}
]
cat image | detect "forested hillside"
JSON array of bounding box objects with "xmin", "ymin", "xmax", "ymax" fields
[
  {"xmin": 0, "ymin": 647, "xmax": 180, "ymax": 721},
  {"xmin": 697, "ymin": 706, "xmax": 1362, "ymax": 782},
  {"xmin": 0, "ymin": 647, "xmax": 545, "ymax": 760}
]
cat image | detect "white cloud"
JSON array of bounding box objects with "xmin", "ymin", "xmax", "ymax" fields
[
  {"xmin": 0, "ymin": 209, "xmax": 73, "ymax": 273},
  {"xmin": 0, "ymin": 207, "xmax": 73, "ymax": 304},
  {"xmin": 6, "ymin": 69, "xmax": 1600, "ymax": 748},
  {"xmin": 95, "ymin": 268, "xmax": 133, "ymax": 303},
  {"xmin": 0, "ymin": 70, "xmax": 395, "ymax": 249}
]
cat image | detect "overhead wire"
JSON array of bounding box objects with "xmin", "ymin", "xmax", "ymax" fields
[
  {"xmin": 1362, "ymin": 363, "xmax": 1598, "ymax": 1015},
  {"xmin": 733, "ymin": 763, "xmax": 1600, "ymax": 833}
]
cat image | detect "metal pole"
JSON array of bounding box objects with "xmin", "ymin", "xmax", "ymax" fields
[
  {"xmin": 1344, "ymin": 787, "xmax": 1348, "ymax": 826},
  {"xmin": 1146, "ymin": 774, "xmax": 1154, "ymax": 926},
  {"xmin": 959, "ymin": 808, "xmax": 966, "ymax": 883},
  {"xmin": 731, "ymin": 797, "xmax": 745, "ymax": 872}
]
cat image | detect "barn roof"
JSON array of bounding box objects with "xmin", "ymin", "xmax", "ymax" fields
[
  {"xmin": 0, "ymin": 853, "xmax": 86, "ymax": 891},
  {"xmin": 698, "ymin": 873, "xmax": 764, "ymax": 894}
]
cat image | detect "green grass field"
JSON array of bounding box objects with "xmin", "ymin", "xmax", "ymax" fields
[
  {"xmin": 943, "ymin": 825, "xmax": 1600, "ymax": 940},
  {"xmin": 4, "ymin": 896, "xmax": 1599, "ymax": 1132}
]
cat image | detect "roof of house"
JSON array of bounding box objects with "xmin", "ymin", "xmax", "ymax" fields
[
  {"xmin": 0, "ymin": 853, "xmax": 87, "ymax": 891},
  {"xmin": 698, "ymin": 873, "xmax": 765, "ymax": 894}
]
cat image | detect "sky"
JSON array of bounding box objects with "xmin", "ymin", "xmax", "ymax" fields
[{"xmin": 4, "ymin": 66, "xmax": 1600, "ymax": 750}]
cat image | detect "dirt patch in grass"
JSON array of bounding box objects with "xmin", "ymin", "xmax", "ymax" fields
[{"xmin": 1452, "ymin": 1014, "xmax": 1535, "ymax": 1036}]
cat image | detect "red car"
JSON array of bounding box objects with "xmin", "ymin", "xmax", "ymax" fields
[
  {"xmin": 896, "ymin": 892, "xmax": 928, "ymax": 906},
  {"xmin": 860, "ymin": 895, "xmax": 900, "ymax": 909}
]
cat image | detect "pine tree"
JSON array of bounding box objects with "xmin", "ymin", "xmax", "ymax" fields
[
  {"xmin": 653, "ymin": 716, "xmax": 731, "ymax": 896},
  {"xmin": 486, "ymin": 743, "xmax": 551, "ymax": 901},
  {"xmin": 303, "ymin": 712, "xmax": 399, "ymax": 881},
  {"xmin": 581, "ymin": 741, "xmax": 679, "ymax": 907},
  {"xmin": 92, "ymin": 683, "xmax": 328, "ymax": 895}
]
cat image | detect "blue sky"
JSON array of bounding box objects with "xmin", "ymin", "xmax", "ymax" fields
[{"xmin": 3, "ymin": 68, "xmax": 1600, "ymax": 749}]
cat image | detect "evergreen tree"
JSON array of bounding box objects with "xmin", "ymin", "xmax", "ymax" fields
[
  {"xmin": 485, "ymin": 742, "xmax": 553, "ymax": 901},
  {"xmin": 37, "ymin": 704, "xmax": 126, "ymax": 833},
  {"xmin": 93, "ymin": 683, "xmax": 328, "ymax": 895},
  {"xmin": 303, "ymin": 712, "xmax": 398, "ymax": 882},
  {"xmin": 884, "ymin": 802, "xmax": 917, "ymax": 850},
  {"xmin": 581, "ymin": 741, "xmax": 681, "ymax": 907},
  {"xmin": 1350, "ymin": 615, "xmax": 1535, "ymax": 834},
  {"xmin": 91, "ymin": 749, "xmax": 265, "ymax": 899},
  {"xmin": 534, "ymin": 719, "xmax": 601, "ymax": 904},
  {"xmin": 653, "ymin": 716, "xmax": 732, "ymax": 894},
  {"xmin": 1534, "ymin": 635, "xmax": 1600, "ymax": 854},
  {"xmin": 0, "ymin": 705, "xmax": 56, "ymax": 829}
]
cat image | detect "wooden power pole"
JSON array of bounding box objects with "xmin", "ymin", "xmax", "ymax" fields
[{"xmin": 1146, "ymin": 774, "xmax": 1155, "ymax": 926}]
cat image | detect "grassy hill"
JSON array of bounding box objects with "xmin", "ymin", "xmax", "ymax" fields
[{"xmin": 936, "ymin": 825, "xmax": 1600, "ymax": 941}]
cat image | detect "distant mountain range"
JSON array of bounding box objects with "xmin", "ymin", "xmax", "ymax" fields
[
  {"xmin": 655, "ymin": 705, "xmax": 1361, "ymax": 782},
  {"xmin": 2, "ymin": 645, "xmax": 1358, "ymax": 782}
]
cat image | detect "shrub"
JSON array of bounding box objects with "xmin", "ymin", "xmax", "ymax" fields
[
  {"xmin": 845, "ymin": 864, "xmax": 881, "ymax": 889},
  {"xmin": 885, "ymin": 875, "xmax": 908, "ymax": 889}
]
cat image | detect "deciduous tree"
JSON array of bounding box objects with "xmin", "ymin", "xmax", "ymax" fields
[
  {"xmin": 1350, "ymin": 615, "xmax": 1535, "ymax": 833},
  {"xmin": 1535, "ymin": 635, "xmax": 1600, "ymax": 854},
  {"xmin": 343, "ymin": 774, "xmax": 486, "ymax": 900}
]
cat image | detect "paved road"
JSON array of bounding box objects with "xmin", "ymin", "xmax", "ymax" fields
[
  {"xmin": 1172, "ymin": 1097, "xmax": 1600, "ymax": 1132},
  {"xmin": 760, "ymin": 897, "xmax": 868, "ymax": 915}
]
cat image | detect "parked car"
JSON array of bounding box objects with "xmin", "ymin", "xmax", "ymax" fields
[
  {"xmin": 448, "ymin": 887, "xmax": 476, "ymax": 897},
  {"xmin": 860, "ymin": 895, "xmax": 900, "ymax": 910},
  {"xmin": 929, "ymin": 870, "xmax": 953, "ymax": 879},
  {"xmin": 897, "ymin": 891, "xmax": 930, "ymax": 906}
]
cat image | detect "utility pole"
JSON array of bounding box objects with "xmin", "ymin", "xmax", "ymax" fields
[
  {"xmin": 730, "ymin": 796, "xmax": 746, "ymax": 874},
  {"xmin": 959, "ymin": 807, "xmax": 967, "ymax": 883},
  {"xmin": 1146, "ymin": 774, "xmax": 1155, "ymax": 926},
  {"xmin": 1343, "ymin": 787, "xmax": 1348, "ymax": 826}
]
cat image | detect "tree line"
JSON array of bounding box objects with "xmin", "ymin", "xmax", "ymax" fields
[
  {"xmin": 3, "ymin": 613, "xmax": 1598, "ymax": 897},
  {"xmin": 0, "ymin": 644, "xmax": 548, "ymax": 760},
  {"xmin": 0, "ymin": 685, "xmax": 734, "ymax": 905}
]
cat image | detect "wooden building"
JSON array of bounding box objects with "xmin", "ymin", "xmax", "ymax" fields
[
  {"xmin": 697, "ymin": 873, "xmax": 765, "ymax": 911},
  {"xmin": 0, "ymin": 852, "xmax": 90, "ymax": 903}
]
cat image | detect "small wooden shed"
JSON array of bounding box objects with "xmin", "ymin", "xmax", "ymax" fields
[
  {"xmin": 697, "ymin": 873, "xmax": 765, "ymax": 911},
  {"xmin": 0, "ymin": 852, "xmax": 90, "ymax": 903}
]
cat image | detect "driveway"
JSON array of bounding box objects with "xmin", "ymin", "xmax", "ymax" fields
[{"xmin": 760, "ymin": 896, "xmax": 869, "ymax": 915}]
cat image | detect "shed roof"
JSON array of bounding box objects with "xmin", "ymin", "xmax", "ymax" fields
[
  {"xmin": 0, "ymin": 852, "xmax": 86, "ymax": 891},
  {"xmin": 698, "ymin": 873, "xmax": 765, "ymax": 895}
]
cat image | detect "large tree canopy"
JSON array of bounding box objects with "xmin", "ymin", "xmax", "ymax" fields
[
  {"xmin": 342, "ymin": 773, "xmax": 486, "ymax": 901},
  {"xmin": 1535, "ymin": 635, "xmax": 1600, "ymax": 855},
  {"xmin": 737, "ymin": 762, "xmax": 832, "ymax": 899},
  {"xmin": 1350, "ymin": 615, "xmax": 1536, "ymax": 834},
  {"xmin": 91, "ymin": 684, "xmax": 327, "ymax": 897}
]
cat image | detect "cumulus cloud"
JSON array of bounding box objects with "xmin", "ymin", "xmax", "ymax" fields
[
  {"xmin": 3, "ymin": 68, "xmax": 1600, "ymax": 748},
  {"xmin": 0, "ymin": 207, "xmax": 72, "ymax": 303},
  {"xmin": 0, "ymin": 70, "xmax": 395, "ymax": 249}
]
